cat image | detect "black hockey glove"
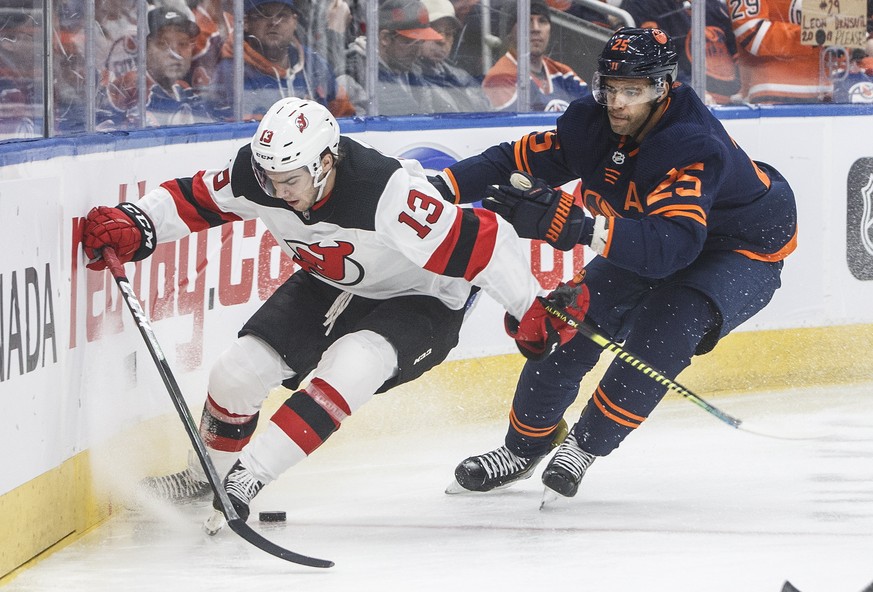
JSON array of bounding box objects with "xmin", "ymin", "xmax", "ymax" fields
[{"xmin": 482, "ymin": 171, "xmax": 593, "ymax": 251}]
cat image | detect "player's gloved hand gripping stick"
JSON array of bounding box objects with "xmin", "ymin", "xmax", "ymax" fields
[{"xmin": 100, "ymin": 247, "xmax": 334, "ymax": 568}]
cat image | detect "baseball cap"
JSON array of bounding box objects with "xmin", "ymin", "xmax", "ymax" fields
[
  {"xmin": 504, "ymin": 0, "xmax": 552, "ymax": 28},
  {"xmin": 244, "ymin": 0, "xmax": 300, "ymax": 15},
  {"xmin": 380, "ymin": 0, "xmax": 443, "ymax": 41},
  {"xmin": 421, "ymin": 0, "xmax": 461, "ymax": 28},
  {"xmin": 147, "ymin": 6, "xmax": 200, "ymax": 37}
]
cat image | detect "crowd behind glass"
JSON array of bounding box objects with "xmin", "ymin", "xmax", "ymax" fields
[{"xmin": 2, "ymin": 0, "xmax": 872, "ymax": 142}]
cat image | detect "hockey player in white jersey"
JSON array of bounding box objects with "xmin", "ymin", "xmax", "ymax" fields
[{"xmin": 81, "ymin": 97, "xmax": 589, "ymax": 530}]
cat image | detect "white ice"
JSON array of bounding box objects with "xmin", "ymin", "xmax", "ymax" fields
[{"xmin": 4, "ymin": 383, "xmax": 873, "ymax": 592}]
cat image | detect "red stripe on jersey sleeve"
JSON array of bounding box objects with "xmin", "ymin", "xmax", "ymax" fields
[
  {"xmin": 160, "ymin": 172, "xmax": 241, "ymax": 233},
  {"xmin": 424, "ymin": 207, "xmax": 463, "ymax": 275},
  {"xmin": 463, "ymin": 208, "xmax": 498, "ymax": 281},
  {"xmin": 160, "ymin": 179, "xmax": 211, "ymax": 232}
]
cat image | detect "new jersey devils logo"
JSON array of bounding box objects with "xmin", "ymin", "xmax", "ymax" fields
[
  {"xmin": 295, "ymin": 113, "xmax": 308, "ymax": 133},
  {"xmin": 285, "ymin": 240, "xmax": 364, "ymax": 286}
]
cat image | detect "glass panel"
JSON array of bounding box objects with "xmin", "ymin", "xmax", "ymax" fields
[
  {"xmin": 202, "ymin": 0, "xmax": 354, "ymax": 121},
  {"xmin": 94, "ymin": 0, "xmax": 140, "ymax": 129},
  {"xmin": 452, "ymin": 0, "xmax": 592, "ymax": 114},
  {"xmin": 336, "ymin": 0, "xmax": 496, "ymax": 116},
  {"xmin": 0, "ymin": 2, "xmax": 44, "ymax": 141},
  {"xmin": 96, "ymin": 1, "xmax": 215, "ymax": 130},
  {"xmin": 54, "ymin": 0, "xmax": 87, "ymax": 134}
]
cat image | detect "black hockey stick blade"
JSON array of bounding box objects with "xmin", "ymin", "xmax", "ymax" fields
[{"xmin": 101, "ymin": 248, "xmax": 334, "ymax": 568}]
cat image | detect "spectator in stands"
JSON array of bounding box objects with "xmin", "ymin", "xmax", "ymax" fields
[
  {"xmin": 619, "ymin": 0, "xmax": 741, "ymax": 104},
  {"xmin": 482, "ymin": 0, "xmax": 587, "ymax": 111},
  {"xmin": 832, "ymin": 0, "xmax": 873, "ymax": 103},
  {"xmin": 207, "ymin": 0, "xmax": 354, "ymax": 119},
  {"xmin": 833, "ymin": 49, "xmax": 873, "ymax": 103},
  {"xmin": 96, "ymin": 0, "xmax": 137, "ymax": 67},
  {"xmin": 189, "ymin": 0, "xmax": 233, "ymax": 87},
  {"xmin": 449, "ymin": 0, "xmax": 500, "ymax": 79},
  {"xmin": 0, "ymin": 11, "xmax": 40, "ymax": 140},
  {"xmin": 299, "ymin": 0, "xmax": 354, "ymax": 77},
  {"xmin": 340, "ymin": 0, "xmax": 444, "ymax": 115},
  {"xmin": 419, "ymin": 0, "xmax": 491, "ymax": 112},
  {"xmin": 97, "ymin": 6, "xmax": 213, "ymax": 128},
  {"xmin": 729, "ymin": 0, "xmax": 831, "ymax": 103}
]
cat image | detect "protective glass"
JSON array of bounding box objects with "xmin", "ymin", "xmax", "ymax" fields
[{"xmin": 591, "ymin": 73, "xmax": 665, "ymax": 106}]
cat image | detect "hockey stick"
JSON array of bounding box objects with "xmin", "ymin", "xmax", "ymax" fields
[
  {"xmin": 102, "ymin": 247, "xmax": 334, "ymax": 568},
  {"xmin": 539, "ymin": 297, "xmax": 759, "ymax": 432}
]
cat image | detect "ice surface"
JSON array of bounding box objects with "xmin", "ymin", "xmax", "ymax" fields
[{"xmin": 4, "ymin": 384, "xmax": 872, "ymax": 592}]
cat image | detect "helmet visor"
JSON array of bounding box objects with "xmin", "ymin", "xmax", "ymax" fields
[
  {"xmin": 591, "ymin": 72, "xmax": 664, "ymax": 106},
  {"xmin": 251, "ymin": 155, "xmax": 279, "ymax": 197}
]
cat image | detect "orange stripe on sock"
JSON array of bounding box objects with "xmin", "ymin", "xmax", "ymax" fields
[
  {"xmin": 509, "ymin": 408, "xmax": 560, "ymax": 438},
  {"xmin": 592, "ymin": 386, "xmax": 644, "ymax": 429}
]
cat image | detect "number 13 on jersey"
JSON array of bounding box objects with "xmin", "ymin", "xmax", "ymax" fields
[{"xmin": 398, "ymin": 190, "xmax": 445, "ymax": 238}]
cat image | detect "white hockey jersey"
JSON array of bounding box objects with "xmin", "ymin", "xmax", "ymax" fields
[{"xmin": 135, "ymin": 136, "xmax": 543, "ymax": 320}]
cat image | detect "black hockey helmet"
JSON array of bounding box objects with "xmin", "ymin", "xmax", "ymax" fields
[
  {"xmin": 597, "ymin": 27, "xmax": 678, "ymax": 80},
  {"xmin": 592, "ymin": 28, "xmax": 679, "ymax": 106}
]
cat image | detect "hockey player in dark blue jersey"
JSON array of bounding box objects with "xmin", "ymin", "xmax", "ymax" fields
[{"xmin": 432, "ymin": 28, "xmax": 798, "ymax": 501}]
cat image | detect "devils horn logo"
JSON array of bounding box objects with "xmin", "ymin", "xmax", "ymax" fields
[{"xmin": 295, "ymin": 113, "xmax": 308, "ymax": 132}]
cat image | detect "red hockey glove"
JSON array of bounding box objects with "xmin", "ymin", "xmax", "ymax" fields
[
  {"xmin": 82, "ymin": 203, "xmax": 156, "ymax": 271},
  {"xmin": 482, "ymin": 171, "xmax": 593, "ymax": 251},
  {"xmin": 505, "ymin": 272, "xmax": 590, "ymax": 360}
]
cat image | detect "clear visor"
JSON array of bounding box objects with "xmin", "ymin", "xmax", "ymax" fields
[
  {"xmin": 591, "ymin": 72, "xmax": 665, "ymax": 106},
  {"xmin": 252, "ymin": 155, "xmax": 279, "ymax": 197}
]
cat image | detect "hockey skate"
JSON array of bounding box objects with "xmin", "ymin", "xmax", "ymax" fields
[
  {"xmin": 204, "ymin": 459, "xmax": 265, "ymax": 535},
  {"xmin": 446, "ymin": 419, "xmax": 568, "ymax": 494},
  {"xmin": 139, "ymin": 451, "xmax": 210, "ymax": 503},
  {"xmin": 540, "ymin": 428, "xmax": 596, "ymax": 508}
]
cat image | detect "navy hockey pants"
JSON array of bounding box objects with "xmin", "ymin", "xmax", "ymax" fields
[{"xmin": 505, "ymin": 249, "xmax": 783, "ymax": 458}]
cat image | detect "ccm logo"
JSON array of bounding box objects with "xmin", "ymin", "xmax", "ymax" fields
[{"xmin": 413, "ymin": 348, "xmax": 432, "ymax": 365}]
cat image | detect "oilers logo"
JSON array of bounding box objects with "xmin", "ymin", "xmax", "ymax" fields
[
  {"xmin": 544, "ymin": 99, "xmax": 570, "ymax": 112},
  {"xmin": 846, "ymin": 81, "xmax": 873, "ymax": 104}
]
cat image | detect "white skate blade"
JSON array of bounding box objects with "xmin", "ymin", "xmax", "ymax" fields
[
  {"xmin": 203, "ymin": 509, "xmax": 227, "ymax": 536},
  {"xmin": 539, "ymin": 487, "xmax": 560, "ymax": 510},
  {"xmin": 445, "ymin": 478, "xmax": 473, "ymax": 494}
]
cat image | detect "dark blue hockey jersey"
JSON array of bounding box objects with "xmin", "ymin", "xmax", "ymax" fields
[{"xmin": 445, "ymin": 83, "xmax": 797, "ymax": 279}]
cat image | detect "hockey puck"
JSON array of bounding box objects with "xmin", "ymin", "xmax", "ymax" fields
[{"xmin": 258, "ymin": 511, "xmax": 286, "ymax": 522}]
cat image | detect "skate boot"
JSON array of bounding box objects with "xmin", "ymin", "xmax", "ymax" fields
[
  {"xmin": 540, "ymin": 429, "xmax": 596, "ymax": 503},
  {"xmin": 447, "ymin": 418, "xmax": 568, "ymax": 493},
  {"xmin": 215, "ymin": 459, "xmax": 265, "ymax": 522},
  {"xmin": 139, "ymin": 451, "xmax": 210, "ymax": 502},
  {"xmin": 204, "ymin": 459, "xmax": 265, "ymax": 535}
]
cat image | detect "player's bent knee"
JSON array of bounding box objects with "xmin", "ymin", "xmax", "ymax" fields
[
  {"xmin": 315, "ymin": 330, "xmax": 399, "ymax": 412},
  {"xmin": 207, "ymin": 335, "xmax": 293, "ymax": 414}
]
